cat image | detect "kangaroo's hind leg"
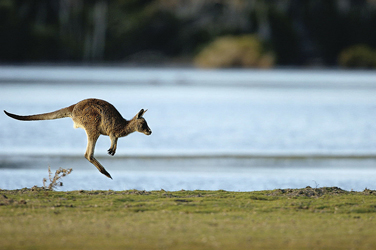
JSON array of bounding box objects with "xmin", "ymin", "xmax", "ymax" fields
[{"xmin": 84, "ymin": 131, "xmax": 112, "ymax": 179}]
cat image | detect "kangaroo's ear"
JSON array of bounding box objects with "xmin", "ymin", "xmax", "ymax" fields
[{"xmin": 137, "ymin": 109, "xmax": 147, "ymax": 118}]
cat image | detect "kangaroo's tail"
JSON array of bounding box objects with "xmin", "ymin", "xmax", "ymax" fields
[{"xmin": 4, "ymin": 104, "xmax": 75, "ymax": 121}]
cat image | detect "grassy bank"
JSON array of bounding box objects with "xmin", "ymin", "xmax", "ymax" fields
[{"xmin": 1, "ymin": 187, "xmax": 376, "ymax": 249}]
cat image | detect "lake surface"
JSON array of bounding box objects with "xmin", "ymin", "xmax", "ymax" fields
[{"xmin": 0, "ymin": 66, "xmax": 376, "ymax": 191}]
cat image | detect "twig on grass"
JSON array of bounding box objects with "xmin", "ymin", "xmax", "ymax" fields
[{"xmin": 43, "ymin": 166, "xmax": 73, "ymax": 190}]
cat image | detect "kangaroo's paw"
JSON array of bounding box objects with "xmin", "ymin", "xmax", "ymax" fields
[{"xmin": 108, "ymin": 148, "xmax": 116, "ymax": 156}]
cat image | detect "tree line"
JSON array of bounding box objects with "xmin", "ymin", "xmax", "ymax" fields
[{"xmin": 1, "ymin": 0, "xmax": 375, "ymax": 67}]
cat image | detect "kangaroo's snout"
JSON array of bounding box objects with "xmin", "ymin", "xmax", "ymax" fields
[{"xmin": 142, "ymin": 127, "xmax": 152, "ymax": 135}]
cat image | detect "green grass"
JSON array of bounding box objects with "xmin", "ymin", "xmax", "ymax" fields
[{"xmin": 1, "ymin": 187, "xmax": 376, "ymax": 249}]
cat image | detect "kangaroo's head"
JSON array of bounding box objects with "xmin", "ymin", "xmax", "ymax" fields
[{"xmin": 134, "ymin": 109, "xmax": 152, "ymax": 135}]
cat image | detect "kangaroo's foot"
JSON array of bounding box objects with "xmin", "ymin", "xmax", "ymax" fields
[
  {"xmin": 86, "ymin": 156, "xmax": 113, "ymax": 179},
  {"xmin": 88, "ymin": 156, "xmax": 112, "ymax": 179},
  {"xmin": 93, "ymin": 160, "xmax": 112, "ymax": 179},
  {"xmin": 99, "ymin": 166, "xmax": 113, "ymax": 179}
]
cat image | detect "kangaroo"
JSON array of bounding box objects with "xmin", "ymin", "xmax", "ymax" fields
[{"xmin": 4, "ymin": 98, "xmax": 152, "ymax": 179}]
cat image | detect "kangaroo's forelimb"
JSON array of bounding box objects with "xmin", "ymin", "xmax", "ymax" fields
[{"xmin": 108, "ymin": 135, "xmax": 118, "ymax": 156}]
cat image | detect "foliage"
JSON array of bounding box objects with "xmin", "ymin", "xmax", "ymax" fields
[
  {"xmin": 194, "ymin": 35, "xmax": 275, "ymax": 68},
  {"xmin": 1, "ymin": 0, "xmax": 376, "ymax": 66},
  {"xmin": 106, "ymin": 3, "xmax": 182, "ymax": 61},
  {"xmin": 268, "ymin": 6, "xmax": 300, "ymax": 65},
  {"xmin": 338, "ymin": 44, "xmax": 376, "ymax": 68}
]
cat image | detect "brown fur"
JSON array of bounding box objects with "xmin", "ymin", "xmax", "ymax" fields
[{"xmin": 4, "ymin": 98, "xmax": 152, "ymax": 179}]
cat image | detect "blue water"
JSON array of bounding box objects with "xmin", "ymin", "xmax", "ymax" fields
[{"xmin": 1, "ymin": 66, "xmax": 376, "ymax": 191}]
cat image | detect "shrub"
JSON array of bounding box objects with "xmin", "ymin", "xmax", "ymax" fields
[
  {"xmin": 194, "ymin": 35, "xmax": 275, "ymax": 68},
  {"xmin": 338, "ymin": 45, "xmax": 376, "ymax": 68},
  {"xmin": 43, "ymin": 166, "xmax": 73, "ymax": 190}
]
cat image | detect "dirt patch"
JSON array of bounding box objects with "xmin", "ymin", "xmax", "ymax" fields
[
  {"xmin": 0, "ymin": 194, "xmax": 27, "ymax": 206},
  {"xmin": 0, "ymin": 194, "xmax": 14, "ymax": 205},
  {"xmin": 268, "ymin": 186, "xmax": 349, "ymax": 198},
  {"xmin": 362, "ymin": 188, "xmax": 376, "ymax": 195}
]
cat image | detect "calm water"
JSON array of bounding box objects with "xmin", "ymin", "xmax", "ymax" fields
[{"xmin": 0, "ymin": 66, "xmax": 376, "ymax": 191}]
